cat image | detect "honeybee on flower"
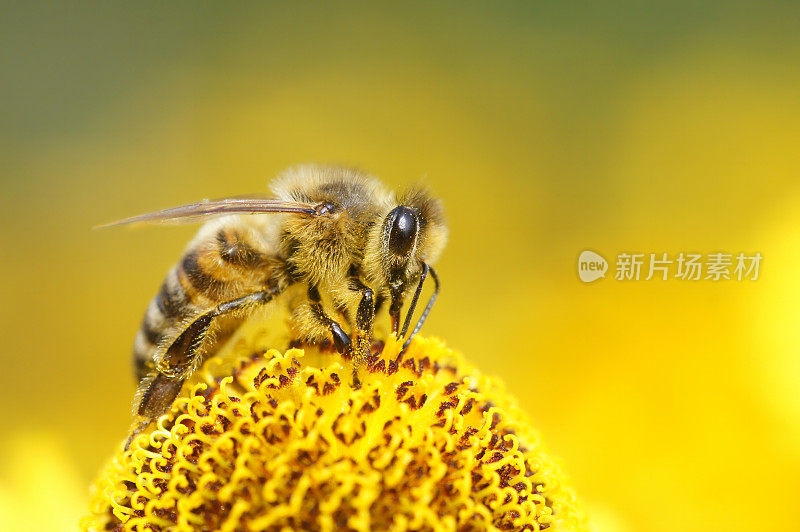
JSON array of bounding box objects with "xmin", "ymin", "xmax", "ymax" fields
[{"xmin": 100, "ymin": 165, "xmax": 447, "ymax": 447}]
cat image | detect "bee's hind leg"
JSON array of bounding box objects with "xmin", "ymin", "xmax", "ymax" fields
[
  {"xmin": 126, "ymin": 373, "xmax": 185, "ymax": 449},
  {"xmin": 126, "ymin": 288, "xmax": 279, "ymax": 450}
]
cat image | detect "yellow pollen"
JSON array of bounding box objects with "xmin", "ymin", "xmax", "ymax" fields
[{"xmin": 83, "ymin": 323, "xmax": 586, "ymax": 531}]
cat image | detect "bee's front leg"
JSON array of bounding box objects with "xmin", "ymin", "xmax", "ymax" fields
[
  {"xmin": 346, "ymin": 271, "xmax": 375, "ymax": 388},
  {"xmin": 389, "ymin": 287, "xmax": 404, "ymax": 335}
]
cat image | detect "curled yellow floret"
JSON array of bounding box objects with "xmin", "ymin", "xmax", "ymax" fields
[{"xmin": 84, "ymin": 323, "xmax": 586, "ymax": 531}]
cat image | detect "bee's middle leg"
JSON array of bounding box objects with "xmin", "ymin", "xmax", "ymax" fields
[{"xmin": 307, "ymin": 285, "xmax": 351, "ymax": 353}]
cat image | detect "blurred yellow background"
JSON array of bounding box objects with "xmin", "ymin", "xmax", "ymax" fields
[{"xmin": 2, "ymin": 2, "xmax": 800, "ymax": 530}]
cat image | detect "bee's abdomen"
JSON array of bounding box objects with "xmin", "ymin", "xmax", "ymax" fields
[
  {"xmin": 132, "ymin": 227, "xmax": 272, "ymax": 381},
  {"xmin": 133, "ymin": 268, "xmax": 192, "ymax": 380}
]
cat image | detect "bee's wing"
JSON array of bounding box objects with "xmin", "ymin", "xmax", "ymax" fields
[{"xmin": 96, "ymin": 195, "xmax": 316, "ymax": 229}]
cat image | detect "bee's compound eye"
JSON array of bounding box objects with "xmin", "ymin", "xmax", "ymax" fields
[
  {"xmin": 388, "ymin": 206, "xmax": 419, "ymax": 256},
  {"xmin": 313, "ymin": 202, "xmax": 336, "ymax": 216}
]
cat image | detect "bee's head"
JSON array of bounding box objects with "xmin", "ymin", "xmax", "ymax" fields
[{"xmin": 370, "ymin": 186, "xmax": 447, "ymax": 286}]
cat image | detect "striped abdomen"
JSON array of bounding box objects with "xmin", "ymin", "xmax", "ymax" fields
[{"xmin": 132, "ymin": 222, "xmax": 276, "ymax": 380}]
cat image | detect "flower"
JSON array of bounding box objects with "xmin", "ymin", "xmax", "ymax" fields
[{"xmin": 83, "ymin": 321, "xmax": 586, "ymax": 531}]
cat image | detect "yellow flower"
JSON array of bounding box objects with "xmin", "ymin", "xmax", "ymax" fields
[{"xmin": 83, "ymin": 321, "xmax": 586, "ymax": 531}]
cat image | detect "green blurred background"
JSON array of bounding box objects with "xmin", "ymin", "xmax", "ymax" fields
[{"xmin": 2, "ymin": 1, "xmax": 800, "ymax": 530}]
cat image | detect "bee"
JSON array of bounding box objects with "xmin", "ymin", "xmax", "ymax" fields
[{"xmin": 101, "ymin": 165, "xmax": 447, "ymax": 448}]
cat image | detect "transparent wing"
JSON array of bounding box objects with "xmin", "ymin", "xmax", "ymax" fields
[{"xmin": 95, "ymin": 195, "xmax": 316, "ymax": 229}]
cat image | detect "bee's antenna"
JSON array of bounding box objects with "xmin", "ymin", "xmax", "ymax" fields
[
  {"xmin": 399, "ymin": 262, "xmax": 428, "ymax": 339},
  {"xmin": 398, "ymin": 264, "xmax": 439, "ymax": 357}
]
